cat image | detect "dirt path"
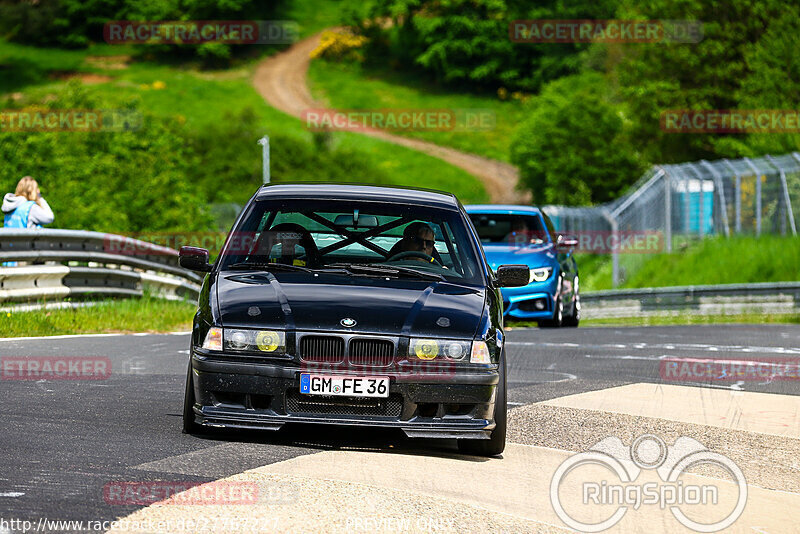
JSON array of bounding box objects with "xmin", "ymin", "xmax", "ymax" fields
[{"xmin": 253, "ymin": 32, "xmax": 529, "ymax": 204}]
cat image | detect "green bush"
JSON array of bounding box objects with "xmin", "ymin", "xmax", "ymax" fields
[
  {"xmin": 0, "ymin": 82, "xmax": 214, "ymax": 233},
  {"xmin": 511, "ymin": 72, "xmax": 646, "ymax": 205},
  {"xmin": 0, "ymin": 0, "xmax": 280, "ymax": 66},
  {"xmin": 350, "ymin": 0, "xmax": 614, "ymax": 92},
  {"xmin": 0, "ymin": 83, "xmax": 401, "ymax": 233}
]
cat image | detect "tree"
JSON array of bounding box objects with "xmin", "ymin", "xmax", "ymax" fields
[{"xmin": 511, "ymin": 72, "xmax": 645, "ymax": 205}]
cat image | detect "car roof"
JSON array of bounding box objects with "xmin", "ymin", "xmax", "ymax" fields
[
  {"xmin": 465, "ymin": 204, "xmax": 543, "ymax": 215},
  {"xmin": 255, "ymin": 183, "xmax": 460, "ymax": 210}
]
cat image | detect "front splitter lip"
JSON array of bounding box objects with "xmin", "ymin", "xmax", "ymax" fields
[{"xmin": 195, "ymin": 406, "xmax": 494, "ymax": 439}]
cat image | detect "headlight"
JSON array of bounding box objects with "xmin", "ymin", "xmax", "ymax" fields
[
  {"xmin": 225, "ymin": 328, "xmax": 286, "ymax": 354},
  {"xmin": 470, "ymin": 341, "xmax": 491, "ymax": 364},
  {"xmin": 409, "ymin": 339, "xmax": 470, "ymax": 361},
  {"xmin": 201, "ymin": 327, "xmax": 286, "ymax": 354},
  {"xmin": 529, "ymin": 267, "xmax": 553, "ymax": 283}
]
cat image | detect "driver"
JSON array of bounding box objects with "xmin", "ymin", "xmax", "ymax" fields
[{"xmin": 396, "ymin": 222, "xmax": 436, "ymax": 262}]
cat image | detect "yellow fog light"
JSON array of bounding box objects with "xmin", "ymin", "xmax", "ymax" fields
[
  {"xmin": 413, "ymin": 339, "xmax": 439, "ymax": 360},
  {"xmin": 255, "ymin": 330, "xmax": 281, "ymax": 352}
]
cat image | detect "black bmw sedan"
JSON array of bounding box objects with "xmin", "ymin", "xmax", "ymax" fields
[{"xmin": 179, "ymin": 184, "xmax": 529, "ymax": 456}]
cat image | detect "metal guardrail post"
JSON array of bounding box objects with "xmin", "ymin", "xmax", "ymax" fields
[
  {"xmin": 700, "ymin": 160, "xmax": 730, "ymax": 237},
  {"xmin": 0, "ymin": 229, "xmax": 202, "ymax": 304},
  {"xmin": 662, "ymin": 167, "xmax": 672, "ymax": 252},
  {"xmin": 766, "ymin": 155, "xmax": 797, "ymax": 236},
  {"xmin": 601, "ymin": 208, "xmax": 620, "ymax": 287},
  {"xmin": 743, "ymin": 157, "xmax": 762, "ymax": 236},
  {"xmin": 721, "ymin": 159, "xmax": 741, "ymax": 233},
  {"xmin": 258, "ymin": 135, "xmax": 270, "ymax": 184}
]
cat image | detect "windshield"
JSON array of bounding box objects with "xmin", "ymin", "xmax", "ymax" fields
[
  {"xmin": 219, "ymin": 200, "xmax": 485, "ymax": 285},
  {"xmin": 468, "ymin": 213, "xmax": 549, "ymax": 246}
]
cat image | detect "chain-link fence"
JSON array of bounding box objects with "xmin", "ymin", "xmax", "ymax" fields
[{"xmin": 544, "ymin": 153, "xmax": 800, "ymax": 286}]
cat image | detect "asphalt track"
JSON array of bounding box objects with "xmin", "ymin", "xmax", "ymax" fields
[{"xmin": 1, "ymin": 324, "xmax": 799, "ymax": 532}]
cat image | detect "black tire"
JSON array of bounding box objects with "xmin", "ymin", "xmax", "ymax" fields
[
  {"xmin": 182, "ymin": 361, "xmax": 203, "ymax": 435},
  {"xmin": 563, "ymin": 276, "xmax": 581, "ymax": 328},
  {"xmin": 458, "ymin": 355, "xmax": 506, "ymax": 457}
]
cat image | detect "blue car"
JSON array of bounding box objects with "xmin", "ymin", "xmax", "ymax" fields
[{"xmin": 466, "ymin": 206, "xmax": 580, "ymax": 327}]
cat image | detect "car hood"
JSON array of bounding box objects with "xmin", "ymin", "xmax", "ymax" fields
[
  {"xmin": 482, "ymin": 243, "xmax": 556, "ymax": 270},
  {"xmin": 215, "ymin": 271, "xmax": 485, "ymax": 338}
]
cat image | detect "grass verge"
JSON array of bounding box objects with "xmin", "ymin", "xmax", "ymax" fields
[
  {"xmin": 506, "ymin": 313, "xmax": 800, "ymax": 329},
  {"xmin": 0, "ymin": 297, "xmax": 195, "ymax": 338},
  {"xmin": 308, "ymin": 59, "xmax": 527, "ymax": 162},
  {"xmin": 2, "ymin": 40, "xmax": 489, "ymax": 205},
  {"xmin": 578, "ymin": 235, "xmax": 800, "ymax": 292}
]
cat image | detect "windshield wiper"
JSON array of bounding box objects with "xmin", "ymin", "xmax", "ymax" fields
[
  {"xmin": 326, "ymin": 263, "xmax": 444, "ymax": 281},
  {"xmin": 227, "ymin": 261, "xmax": 313, "ymax": 273}
]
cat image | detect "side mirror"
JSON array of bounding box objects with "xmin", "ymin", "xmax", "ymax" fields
[
  {"xmin": 179, "ymin": 246, "xmax": 213, "ymax": 272},
  {"xmin": 556, "ymin": 234, "xmax": 578, "ymax": 251},
  {"xmin": 496, "ymin": 264, "xmax": 530, "ymax": 287}
]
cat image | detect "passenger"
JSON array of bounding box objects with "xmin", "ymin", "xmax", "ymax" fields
[{"xmin": 2, "ymin": 176, "xmax": 54, "ymax": 229}]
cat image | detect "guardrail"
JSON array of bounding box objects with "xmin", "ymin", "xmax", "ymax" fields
[
  {"xmin": 0, "ymin": 229, "xmax": 202, "ymax": 305},
  {"xmin": 582, "ymin": 281, "xmax": 800, "ymax": 319}
]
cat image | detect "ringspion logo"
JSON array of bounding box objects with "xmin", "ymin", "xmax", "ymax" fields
[{"xmin": 551, "ymin": 434, "xmax": 746, "ymax": 532}]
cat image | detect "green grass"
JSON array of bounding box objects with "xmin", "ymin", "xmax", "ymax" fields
[
  {"xmin": 506, "ymin": 313, "xmax": 800, "ymax": 329},
  {"xmin": 580, "ymin": 313, "xmax": 800, "ymax": 327},
  {"xmin": 0, "ymin": 297, "xmax": 195, "ymax": 337},
  {"xmin": 308, "ymin": 59, "xmax": 528, "ymax": 162},
  {"xmin": 578, "ymin": 235, "xmax": 800, "ymax": 292},
  {"xmin": 279, "ymin": 0, "xmax": 351, "ymax": 39},
  {"xmin": 2, "ymin": 40, "xmax": 489, "ymax": 205}
]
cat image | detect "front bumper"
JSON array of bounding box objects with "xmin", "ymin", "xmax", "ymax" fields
[
  {"xmin": 189, "ymin": 353, "xmax": 500, "ymax": 439},
  {"xmin": 500, "ymin": 277, "xmax": 558, "ymax": 319}
]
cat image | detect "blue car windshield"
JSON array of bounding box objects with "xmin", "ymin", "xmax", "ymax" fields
[
  {"xmin": 219, "ymin": 199, "xmax": 485, "ymax": 285},
  {"xmin": 468, "ymin": 213, "xmax": 549, "ymax": 246}
]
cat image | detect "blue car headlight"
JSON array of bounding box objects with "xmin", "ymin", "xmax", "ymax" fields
[{"xmin": 529, "ymin": 267, "xmax": 553, "ymax": 283}]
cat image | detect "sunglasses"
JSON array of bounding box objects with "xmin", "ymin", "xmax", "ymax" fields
[{"xmin": 411, "ymin": 236, "xmax": 435, "ymax": 248}]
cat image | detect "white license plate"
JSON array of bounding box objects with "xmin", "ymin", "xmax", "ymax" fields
[{"xmin": 299, "ymin": 374, "xmax": 389, "ymax": 398}]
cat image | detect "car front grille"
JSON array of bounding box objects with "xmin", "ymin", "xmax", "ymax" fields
[
  {"xmin": 349, "ymin": 338, "xmax": 395, "ymax": 367},
  {"xmin": 286, "ymin": 390, "xmax": 403, "ymax": 417},
  {"xmin": 300, "ymin": 335, "xmax": 345, "ymax": 364}
]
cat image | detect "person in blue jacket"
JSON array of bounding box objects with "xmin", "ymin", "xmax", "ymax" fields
[
  {"xmin": 2, "ymin": 176, "xmax": 55, "ymax": 266},
  {"xmin": 2, "ymin": 176, "xmax": 54, "ymax": 229}
]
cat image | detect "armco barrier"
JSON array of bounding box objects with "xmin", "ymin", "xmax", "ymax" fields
[
  {"xmin": 582, "ymin": 281, "xmax": 800, "ymax": 319},
  {"xmin": 0, "ymin": 229, "xmax": 202, "ymax": 304}
]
